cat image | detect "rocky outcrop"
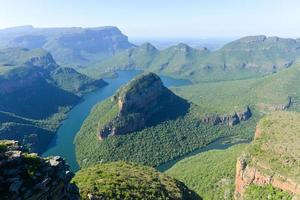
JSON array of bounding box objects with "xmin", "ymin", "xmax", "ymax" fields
[
  {"xmin": 99, "ymin": 73, "xmax": 166, "ymax": 139},
  {"xmin": 99, "ymin": 73, "xmax": 189, "ymax": 139},
  {"xmin": 234, "ymin": 155, "xmax": 300, "ymax": 199},
  {"xmin": 0, "ymin": 140, "xmax": 79, "ymax": 200},
  {"xmin": 201, "ymin": 106, "xmax": 252, "ymax": 126},
  {"xmin": 234, "ymin": 112, "xmax": 300, "ymax": 199},
  {"xmin": 99, "ymin": 113, "xmax": 146, "ymax": 139},
  {"xmin": 0, "ymin": 26, "xmax": 135, "ymax": 66},
  {"xmin": 24, "ymin": 51, "xmax": 58, "ymax": 70},
  {"xmin": 117, "ymin": 73, "xmax": 165, "ymax": 115},
  {"xmin": 257, "ymin": 96, "xmax": 293, "ymax": 112}
]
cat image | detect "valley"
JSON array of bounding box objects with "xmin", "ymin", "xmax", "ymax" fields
[
  {"xmin": 43, "ymin": 71, "xmax": 192, "ymax": 171},
  {"xmin": 0, "ymin": 48, "xmax": 108, "ymax": 153},
  {"xmin": 1, "ymin": 23, "xmax": 300, "ymax": 200}
]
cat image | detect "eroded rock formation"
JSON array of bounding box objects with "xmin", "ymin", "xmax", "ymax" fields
[
  {"xmin": 234, "ymin": 112, "xmax": 300, "ymax": 199},
  {"xmin": 235, "ymin": 154, "xmax": 300, "ymax": 199},
  {"xmin": 0, "ymin": 140, "xmax": 79, "ymax": 200},
  {"xmin": 99, "ymin": 72, "xmax": 189, "ymax": 139},
  {"xmin": 201, "ymin": 106, "xmax": 252, "ymax": 126}
]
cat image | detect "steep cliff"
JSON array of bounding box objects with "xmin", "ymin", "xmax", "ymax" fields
[
  {"xmin": 234, "ymin": 112, "xmax": 300, "ymax": 199},
  {"xmin": 201, "ymin": 106, "xmax": 252, "ymax": 126},
  {"xmin": 0, "ymin": 26, "xmax": 135, "ymax": 67},
  {"xmin": 98, "ymin": 72, "xmax": 189, "ymax": 139},
  {"xmin": 0, "ymin": 140, "xmax": 79, "ymax": 200},
  {"xmin": 75, "ymin": 72, "xmax": 255, "ymax": 168}
]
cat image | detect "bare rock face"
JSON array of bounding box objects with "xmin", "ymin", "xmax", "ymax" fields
[
  {"xmin": 117, "ymin": 72, "xmax": 165, "ymax": 115},
  {"xmin": 234, "ymin": 112, "xmax": 300, "ymax": 199},
  {"xmin": 234, "ymin": 155, "xmax": 300, "ymax": 199},
  {"xmin": 0, "ymin": 140, "xmax": 79, "ymax": 200},
  {"xmin": 24, "ymin": 51, "xmax": 58, "ymax": 70},
  {"xmin": 201, "ymin": 106, "xmax": 252, "ymax": 126},
  {"xmin": 99, "ymin": 73, "xmax": 189, "ymax": 139},
  {"xmin": 99, "ymin": 73, "xmax": 166, "ymax": 139}
]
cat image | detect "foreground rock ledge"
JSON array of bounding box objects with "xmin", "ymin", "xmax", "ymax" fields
[{"xmin": 0, "ymin": 140, "xmax": 79, "ymax": 200}]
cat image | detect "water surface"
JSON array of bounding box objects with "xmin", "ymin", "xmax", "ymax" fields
[
  {"xmin": 157, "ymin": 138, "xmax": 244, "ymax": 172},
  {"xmin": 43, "ymin": 71, "xmax": 190, "ymax": 171}
]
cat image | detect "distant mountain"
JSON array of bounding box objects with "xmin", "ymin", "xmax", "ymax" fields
[
  {"xmin": 0, "ymin": 26, "xmax": 135, "ymax": 67},
  {"xmin": 86, "ymin": 35, "xmax": 300, "ymax": 82},
  {"xmin": 0, "ymin": 48, "xmax": 107, "ymax": 153}
]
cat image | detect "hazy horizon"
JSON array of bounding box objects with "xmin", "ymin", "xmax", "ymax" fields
[{"xmin": 1, "ymin": 0, "xmax": 300, "ymax": 38}]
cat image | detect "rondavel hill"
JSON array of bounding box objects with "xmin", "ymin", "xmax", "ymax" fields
[{"xmin": 75, "ymin": 72, "xmax": 252, "ymax": 168}]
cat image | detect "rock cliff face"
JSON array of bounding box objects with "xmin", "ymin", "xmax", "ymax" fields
[
  {"xmin": 235, "ymin": 155, "xmax": 300, "ymax": 199},
  {"xmin": 0, "ymin": 26, "xmax": 135, "ymax": 66},
  {"xmin": 0, "ymin": 140, "xmax": 79, "ymax": 200},
  {"xmin": 234, "ymin": 112, "xmax": 300, "ymax": 199},
  {"xmin": 201, "ymin": 106, "xmax": 252, "ymax": 126},
  {"xmin": 99, "ymin": 73, "xmax": 189, "ymax": 139}
]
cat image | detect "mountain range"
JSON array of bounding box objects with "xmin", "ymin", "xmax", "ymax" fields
[
  {"xmin": 1, "ymin": 25, "xmax": 300, "ymax": 199},
  {"xmin": 85, "ymin": 35, "xmax": 300, "ymax": 82},
  {"xmin": 0, "ymin": 26, "xmax": 134, "ymax": 67}
]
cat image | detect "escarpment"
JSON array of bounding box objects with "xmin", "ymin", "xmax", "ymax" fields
[
  {"xmin": 0, "ymin": 140, "xmax": 79, "ymax": 200},
  {"xmin": 98, "ymin": 72, "xmax": 189, "ymax": 139},
  {"xmin": 234, "ymin": 112, "xmax": 300, "ymax": 199},
  {"xmin": 201, "ymin": 106, "xmax": 252, "ymax": 126}
]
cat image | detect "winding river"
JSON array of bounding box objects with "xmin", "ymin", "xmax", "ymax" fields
[
  {"xmin": 43, "ymin": 71, "xmax": 191, "ymax": 171},
  {"xmin": 43, "ymin": 70, "xmax": 242, "ymax": 173}
]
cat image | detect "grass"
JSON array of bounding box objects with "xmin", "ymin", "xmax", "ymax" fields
[
  {"xmin": 166, "ymin": 144, "xmax": 247, "ymax": 200},
  {"xmin": 0, "ymin": 47, "xmax": 107, "ymax": 154},
  {"xmin": 246, "ymin": 111, "xmax": 300, "ymax": 183},
  {"xmin": 171, "ymin": 61, "xmax": 300, "ymax": 114},
  {"xmin": 244, "ymin": 185, "xmax": 292, "ymax": 200},
  {"xmin": 75, "ymin": 71, "xmax": 261, "ymax": 169},
  {"xmin": 75, "ymin": 96, "xmax": 257, "ymax": 168},
  {"xmin": 72, "ymin": 161, "xmax": 201, "ymax": 200}
]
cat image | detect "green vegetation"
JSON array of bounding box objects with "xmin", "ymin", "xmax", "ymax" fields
[
  {"xmin": 0, "ymin": 47, "xmax": 107, "ymax": 153},
  {"xmin": 72, "ymin": 161, "xmax": 201, "ymax": 200},
  {"xmin": 244, "ymin": 185, "xmax": 292, "ymax": 200},
  {"xmin": 246, "ymin": 111, "xmax": 300, "ymax": 183},
  {"xmin": 0, "ymin": 26, "xmax": 134, "ymax": 67},
  {"xmin": 22, "ymin": 153, "xmax": 42, "ymax": 176},
  {"xmin": 166, "ymin": 144, "xmax": 247, "ymax": 200},
  {"xmin": 75, "ymin": 72, "xmax": 257, "ymax": 168},
  {"xmin": 171, "ymin": 61, "xmax": 300, "ymax": 114},
  {"xmin": 50, "ymin": 67, "xmax": 107, "ymax": 95},
  {"xmin": 0, "ymin": 48, "xmax": 53, "ymax": 67},
  {"xmin": 0, "ymin": 140, "xmax": 15, "ymax": 152},
  {"xmin": 83, "ymin": 36, "xmax": 300, "ymax": 82}
]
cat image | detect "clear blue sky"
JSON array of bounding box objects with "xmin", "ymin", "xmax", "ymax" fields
[{"xmin": 0, "ymin": 0, "xmax": 299, "ymax": 38}]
